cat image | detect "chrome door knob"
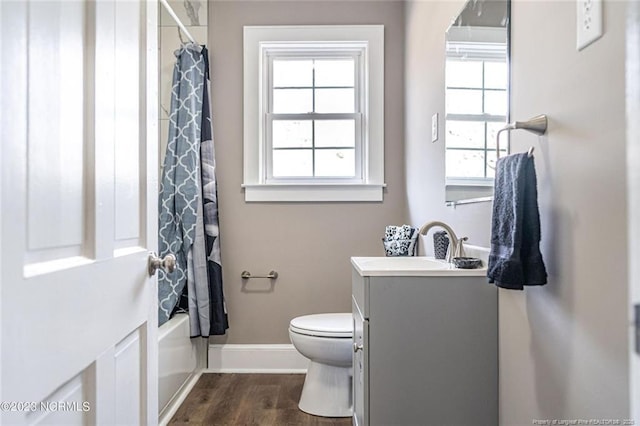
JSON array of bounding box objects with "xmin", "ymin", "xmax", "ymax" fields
[
  {"xmin": 353, "ymin": 343, "xmax": 363, "ymax": 353},
  {"xmin": 148, "ymin": 252, "xmax": 177, "ymax": 276}
]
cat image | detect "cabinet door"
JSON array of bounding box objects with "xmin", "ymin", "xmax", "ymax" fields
[{"xmin": 352, "ymin": 296, "xmax": 368, "ymax": 426}]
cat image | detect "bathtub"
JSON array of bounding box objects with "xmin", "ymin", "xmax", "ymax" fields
[{"xmin": 158, "ymin": 314, "xmax": 204, "ymax": 425}]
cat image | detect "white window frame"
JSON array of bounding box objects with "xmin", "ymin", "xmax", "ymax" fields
[{"xmin": 243, "ymin": 25, "xmax": 385, "ymax": 202}]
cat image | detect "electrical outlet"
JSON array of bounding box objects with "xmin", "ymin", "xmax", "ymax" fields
[
  {"xmin": 431, "ymin": 113, "xmax": 438, "ymax": 143},
  {"xmin": 577, "ymin": 0, "xmax": 603, "ymax": 51}
]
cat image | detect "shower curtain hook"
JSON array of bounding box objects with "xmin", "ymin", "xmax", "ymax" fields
[{"xmin": 177, "ymin": 26, "xmax": 186, "ymax": 45}]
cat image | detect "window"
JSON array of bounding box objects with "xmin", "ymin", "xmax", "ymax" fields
[
  {"xmin": 243, "ymin": 26, "xmax": 385, "ymax": 202},
  {"xmin": 269, "ymin": 56, "xmax": 359, "ymax": 180},
  {"xmin": 445, "ymin": 28, "xmax": 508, "ymax": 186}
]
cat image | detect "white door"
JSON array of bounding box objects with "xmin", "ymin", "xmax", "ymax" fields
[
  {"xmin": 628, "ymin": 0, "xmax": 640, "ymax": 421},
  {"xmin": 0, "ymin": 0, "xmax": 160, "ymax": 424}
]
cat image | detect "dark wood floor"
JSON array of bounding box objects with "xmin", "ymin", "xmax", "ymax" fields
[{"xmin": 169, "ymin": 373, "xmax": 353, "ymax": 425}]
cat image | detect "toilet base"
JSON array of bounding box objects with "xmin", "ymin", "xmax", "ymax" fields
[{"xmin": 298, "ymin": 361, "xmax": 352, "ymax": 417}]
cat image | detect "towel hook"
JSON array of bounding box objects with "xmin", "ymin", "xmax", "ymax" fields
[{"xmin": 496, "ymin": 114, "xmax": 548, "ymax": 159}]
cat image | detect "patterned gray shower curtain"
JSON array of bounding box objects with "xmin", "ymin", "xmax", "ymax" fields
[{"xmin": 158, "ymin": 44, "xmax": 228, "ymax": 337}]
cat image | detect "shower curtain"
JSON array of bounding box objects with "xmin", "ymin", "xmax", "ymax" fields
[{"xmin": 158, "ymin": 44, "xmax": 228, "ymax": 337}]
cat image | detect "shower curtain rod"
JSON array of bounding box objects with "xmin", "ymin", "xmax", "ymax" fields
[{"xmin": 159, "ymin": 0, "xmax": 199, "ymax": 45}]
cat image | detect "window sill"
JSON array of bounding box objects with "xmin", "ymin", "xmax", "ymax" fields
[{"xmin": 242, "ymin": 183, "xmax": 386, "ymax": 202}]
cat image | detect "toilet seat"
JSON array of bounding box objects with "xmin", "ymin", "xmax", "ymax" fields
[{"xmin": 289, "ymin": 313, "xmax": 352, "ymax": 338}]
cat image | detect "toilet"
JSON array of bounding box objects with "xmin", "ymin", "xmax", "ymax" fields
[{"xmin": 288, "ymin": 313, "xmax": 353, "ymax": 418}]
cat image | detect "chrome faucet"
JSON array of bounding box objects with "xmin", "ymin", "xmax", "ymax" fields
[{"xmin": 418, "ymin": 221, "xmax": 467, "ymax": 263}]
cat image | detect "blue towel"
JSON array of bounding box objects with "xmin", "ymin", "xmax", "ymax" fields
[{"xmin": 487, "ymin": 153, "xmax": 547, "ymax": 290}]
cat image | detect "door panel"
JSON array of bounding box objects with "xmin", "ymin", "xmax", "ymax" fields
[
  {"xmin": 27, "ymin": 0, "xmax": 86, "ymax": 256},
  {"xmin": 26, "ymin": 373, "xmax": 91, "ymax": 425},
  {"xmin": 114, "ymin": 0, "xmax": 142, "ymax": 247},
  {"xmin": 115, "ymin": 329, "xmax": 143, "ymax": 425},
  {"xmin": 352, "ymin": 296, "xmax": 367, "ymax": 426},
  {"xmin": 1, "ymin": 0, "xmax": 159, "ymax": 424}
]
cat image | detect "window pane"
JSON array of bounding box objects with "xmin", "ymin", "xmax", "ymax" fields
[
  {"xmin": 484, "ymin": 62, "xmax": 507, "ymax": 89},
  {"xmin": 272, "ymin": 120, "xmax": 312, "ymax": 148},
  {"xmin": 315, "ymin": 59, "xmax": 354, "ymax": 87},
  {"xmin": 446, "ymin": 89, "xmax": 482, "ymax": 114},
  {"xmin": 273, "ymin": 89, "xmax": 312, "ymax": 113},
  {"xmin": 273, "ymin": 60, "xmax": 313, "ymax": 87},
  {"xmin": 484, "ymin": 90, "xmax": 507, "ymax": 115},
  {"xmin": 315, "ymin": 120, "xmax": 355, "ymax": 148},
  {"xmin": 446, "ymin": 150, "xmax": 485, "ymax": 178},
  {"xmin": 446, "ymin": 60, "xmax": 483, "ymax": 88},
  {"xmin": 487, "ymin": 121, "xmax": 508, "ymax": 149},
  {"xmin": 315, "ymin": 88, "xmax": 355, "ymax": 113},
  {"xmin": 315, "ymin": 149, "xmax": 355, "ymax": 177},
  {"xmin": 272, "ymin": 149, "xmax": 313, "ymax": 177},
  {"xmin": 446, "ymin": 121, "xmax": 485, "ymax": 149}
]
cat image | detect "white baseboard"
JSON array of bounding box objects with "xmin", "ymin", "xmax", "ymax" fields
[
  {"xmin": 158, "ymin": 370, "xmax": 202, "ymax": 426},
  {"xmin": 207, "ymin": 344, "xmax": 308, "ymax": 373}
]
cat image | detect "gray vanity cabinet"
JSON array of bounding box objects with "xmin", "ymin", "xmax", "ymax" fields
[{"xmin": 351, "ymin": 266, "xmax": 498, "ymax": 426}]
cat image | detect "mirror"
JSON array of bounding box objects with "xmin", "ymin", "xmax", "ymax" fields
[{"xmin": 444, "ymin": 0, "xmax": 510, "ymax": 204}]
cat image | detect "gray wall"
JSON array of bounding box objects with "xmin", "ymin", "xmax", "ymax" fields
[
  {"xmin": 405, "ymin": 0, "xmax": 630, "ymax": 422},
  {"xmin": 502, "ymin": 0, "xmax": 628, "ymax": 421},
  {"xmin": 209, "ymin": 1, "xmax": 406, "ymax": 344}
]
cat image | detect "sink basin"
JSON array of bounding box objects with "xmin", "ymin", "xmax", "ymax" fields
[{"xmin": 350, "ymin": 256, "xmax": 487, "ymax": 277}]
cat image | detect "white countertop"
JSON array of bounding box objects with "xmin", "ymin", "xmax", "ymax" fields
[{"xmin": 351, "ymin": 256, "xmax": 488, "ymax": 277}]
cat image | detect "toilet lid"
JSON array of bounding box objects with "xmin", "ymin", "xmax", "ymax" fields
[{"xmin": 289, "ymin": 313, "xmax": 352, "ymax": 338}]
